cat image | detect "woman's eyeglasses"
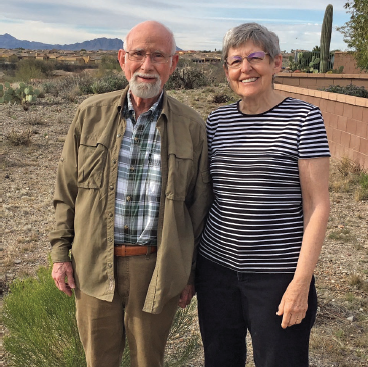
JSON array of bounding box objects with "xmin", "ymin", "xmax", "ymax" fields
[{"xmin": 225, "ymin": 51, "xmax": 269, "ymax": 69}]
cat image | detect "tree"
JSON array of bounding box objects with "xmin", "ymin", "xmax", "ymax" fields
[{"xmin": 337, "ymin": 0, "xmax": 368, "ymax": 71}]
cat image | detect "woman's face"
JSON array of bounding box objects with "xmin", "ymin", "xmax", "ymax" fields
[{"xmin": 224, "ymin": 40, "xmax": 282, "ymax": 101}]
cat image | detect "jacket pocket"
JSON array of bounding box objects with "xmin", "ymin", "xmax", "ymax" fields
[
  {"xmin": 77, "ymin": 137, "xmax": 107, "ymax": 189},
  {"xmin": 165, "ymin": 150, "xmax": 193, "ymax": 201}
]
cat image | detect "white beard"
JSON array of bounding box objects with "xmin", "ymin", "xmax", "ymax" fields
[{"xmin": 129, "ymin": 72, "xmax": 162, "ymax": 98}]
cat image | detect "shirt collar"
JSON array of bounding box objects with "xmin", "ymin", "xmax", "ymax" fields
[{"xmin": 123, "ymin": 89, "xmax": 164, "ymax": 119}]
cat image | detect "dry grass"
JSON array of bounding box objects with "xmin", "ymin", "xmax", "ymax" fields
[
  {"xmin": 5, "ymin": 129, "xmax": 32, "ymax": 146},
  {"xmin": 330, "ymin": 158, "xmax": 368, "ymax": 202}
]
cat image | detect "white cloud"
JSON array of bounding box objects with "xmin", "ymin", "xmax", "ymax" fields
[{"xmin": 0, "ymin": 0, "xmax": 350, "ymax": 52}]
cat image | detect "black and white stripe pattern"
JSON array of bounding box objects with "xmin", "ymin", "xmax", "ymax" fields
[{"xmin": 199, "ymin": 97, "xmax": 330, "ymax": 273}]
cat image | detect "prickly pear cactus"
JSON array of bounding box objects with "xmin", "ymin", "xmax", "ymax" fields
[
  {"xmin": 320, "ymin": 4, "xmax": 333, "ymax": 73},
  {"xmin": 0, "ymin": 83, "xmax": 39, "ymax": 104}
]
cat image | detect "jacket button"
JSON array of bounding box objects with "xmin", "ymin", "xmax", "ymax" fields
[
  {"xmin": 117, "ymin": 134, "xmax": 121, "ymax": 138},
  {"xmin": 110, "ymin": 185, "xmax": 114, "ymax": 190},
  {"xmin": 124, "ymin": 225, "xmax": 129, "ymax": 233},
  {"xmin": 126, "ymin": 196, "xmax": 131, "ymax": 202},
  {"xmin": 130, "ymin": 166, "xmax": 135, "ymax": 172}
]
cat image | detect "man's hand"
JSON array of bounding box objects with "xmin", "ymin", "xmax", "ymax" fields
[
  {"xmin": 178, "ymin": 284, "xmax": 195, "ymax": 309},
  {"xmin": 52, "ymin": 262, "xmax": 75, "ymax": 297}
]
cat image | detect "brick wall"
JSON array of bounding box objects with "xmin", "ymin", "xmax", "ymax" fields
[
  {"xmin": 334, "ymin": 52, "xmax": 367, "ymax": 75},
  {"xmin": 275, "ymin": 73, "xmax": 368, "ymax": 90},
  {"xmin": 274, "ymin": 84, "xmax": 368, "ymax": 169}
]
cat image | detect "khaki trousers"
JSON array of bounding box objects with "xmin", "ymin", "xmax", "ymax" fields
[{"xmin": 75, "ymin": 253, "xmax": 179, "ymax": 367}]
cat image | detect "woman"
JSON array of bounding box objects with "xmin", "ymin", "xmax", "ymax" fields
[{"xmin": 195, "ymin": 23, "xmax": 330, "ymax": 367}]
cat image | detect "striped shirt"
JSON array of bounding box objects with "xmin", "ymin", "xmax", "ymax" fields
[
  {"xmin": 199, "ymin": 97, "xmax": 331, "ymax": 273},
  {"xmin": 114, "ymin": 91, "xmax": 162, "ymax": 246}
]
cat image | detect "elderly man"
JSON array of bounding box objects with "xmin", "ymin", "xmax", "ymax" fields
[{"xmin": 50, "ymin": 20, "xmax": 212, "ymax": 367}]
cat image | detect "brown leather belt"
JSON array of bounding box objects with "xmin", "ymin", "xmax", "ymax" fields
[{"xmin": 114, "ymin": 244, "xmax": 157, "ymax": 257}]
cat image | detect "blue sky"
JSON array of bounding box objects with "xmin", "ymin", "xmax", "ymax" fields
[{"xmin": 0, "ymin": 0, "xmax": 351, "ymax": 52}]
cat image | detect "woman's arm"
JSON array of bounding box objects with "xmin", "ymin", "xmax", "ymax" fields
[{"xmin": 277, "ymin": 157, "xmax": 330, "ymax": 328}]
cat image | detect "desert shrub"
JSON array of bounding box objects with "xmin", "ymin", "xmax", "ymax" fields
[
  {"xmin": 42, "ymin": 74, "xmax": 95, "ymax": 97},
  {"xmin": 41, "ymin": 81, "xmax": 58, "ymax": 96},
  {"xmin": 212, "ymin": 93, "xmax": 230, "ymax": 103},
  {"xmin": 3, "ymin": 266, "xmax": 85, "ymax": 367},
  {"xmin": 27, "ymin": 113, "xmax": 46, "ymax": 126},
  {"xmin": 166, "ymin": 65, "xmax": 214, "ymax": 90},
  {"xmin": 3, "ymin": 264, "xmax": 201, "ymax": 367},
  {"xmin": 91, "ymin": 73, "xmax": 128, "ymax": 94},
  {"xmin": 354, "ymin": 172, "xmax": 368, "ymax": 201},
  {"xmin": 319, "ymin": 84, "xmax": 368, "ymax": 98},
  {"xmin": 15, "ymin": 59, "xmax": 54, "ymax": 82},
  {"xmin": 53, "ymin": 62, "xmax": 98, "ymax": 73},
  {"xmin": 330, "ymin": 157, "xmax": 368, "ymax": 201},
  {"xmin": 6, "ymin": 129, "xmax": 32, "ymax": 146},
  {"xmin": 42, "ymin": 73, "xmax": 128, "ymax": 97},
  {"xmin": 99, "ymin": 55, "xmax": 121, "ymax": 73}
]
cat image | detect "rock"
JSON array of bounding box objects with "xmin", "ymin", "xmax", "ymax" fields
[
  {"xmin": 14, "ymin": 259, "xmax": 22, "ymax": 265},
  {"xmin": 5, "ymin": 174, "xmax": 10, "ymax": 179},
  {"xmin": 347, "ymin": 316, "xmax": 354, "ymax": 322}
]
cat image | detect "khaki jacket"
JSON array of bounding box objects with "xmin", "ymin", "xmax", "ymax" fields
[{"xmin": 50, "ymin": 87, "xmax": 212, "ymax": 314}]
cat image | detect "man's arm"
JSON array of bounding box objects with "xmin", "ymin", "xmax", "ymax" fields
[
  {"xmin": 179, "ymin": 125, "xmax": 212, "ymax": 307},
  {"xmin": 50, "ymin": 109, "xmax": 81, "ymax": 292}
]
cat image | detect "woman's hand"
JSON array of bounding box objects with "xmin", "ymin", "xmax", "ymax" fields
[{"xmin": 276, "ymin": 279, "xmax": 310, "ymax": 328}]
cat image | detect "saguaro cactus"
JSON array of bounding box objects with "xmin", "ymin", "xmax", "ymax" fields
[{"xmin": 320, "ymin": 4, "xmax": 333, "ymax": 73}]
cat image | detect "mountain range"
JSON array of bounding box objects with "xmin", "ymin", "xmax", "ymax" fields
[{"xmin": 0, "ymin": 33, "xmax": 124, "ymax": 51}]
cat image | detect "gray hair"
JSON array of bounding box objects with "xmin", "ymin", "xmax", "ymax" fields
[
  {"xmin": 123, "ymin": 21, "xmax": 177, "ymax": 55},
  {"xmin": 222, "ymin": 23, "xmax": 281, "ymax": 65}
]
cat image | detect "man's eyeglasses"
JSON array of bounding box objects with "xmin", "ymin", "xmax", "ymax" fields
[
  {"xmin": 225, "ymin": 51, "xmax": 269, "ymax": 69},
  {"xmin": 126, "ymin": 50, "xmax": 173, "ymax": 64}
]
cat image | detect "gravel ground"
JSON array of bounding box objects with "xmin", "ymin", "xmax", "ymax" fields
[{"xmin": 2, "ymin": 91, "xmax": 368, "ymax": 366}]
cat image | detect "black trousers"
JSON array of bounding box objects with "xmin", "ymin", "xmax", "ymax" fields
[{"xmin": 195, "ymin": 254, "xmax": 317, "ymax": 367}]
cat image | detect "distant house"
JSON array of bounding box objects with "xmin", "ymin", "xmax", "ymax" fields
[
  {"xmin": 18, "ymin": 52, "xmax": 37, "ymax": 60},
  {"xmin": 57, "ymin": 55, "xmax": 86, "ymax": 64},
  {"xmin": 0, "ymin": 52, "xmax": 19, "ymax": 62},
  {"xmin": 192, "ymin": 56, "xmax": 221, "ymax": 64},
  {"xmin": 36, "ymin": 53, "xmax": 49, "ymax": 60}
]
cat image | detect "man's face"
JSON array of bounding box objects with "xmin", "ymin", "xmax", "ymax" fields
[{"xmin": 118, "ymin": 23, "xmax": 178, "ymax": 99}]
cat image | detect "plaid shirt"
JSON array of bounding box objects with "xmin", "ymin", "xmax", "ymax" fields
[{"xmin": 114, "ymin": 91, "xmax": 163, "ymax": 246}]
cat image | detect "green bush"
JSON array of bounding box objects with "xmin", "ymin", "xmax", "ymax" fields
[
  {"xmin": 319, "ymin": 84, "xmax": 368, "ymax": 98},
  {"xmin": 15, "ymin": 59, "xmax": 54, "ymax": 82},
  {"xmin": 41, "ymin": 73, "xmax": 128, "ymax": 97},
  {"xmin": 99, "ymin": 55, "xmax": 121, "ymax": 73},
  {"xmin": 3, "ymin": 265, "xmax": 201, "ymax": 367},
  {"xmin": 3, "ymin": 266, "xmax": 86, "ymax": 367},
  {"xmin": 166, "ymin": 65, "xmax": 214, "ymax": 90},
  {"xmin": 91, "ymin": 73, "xmax": 128, "ymax": 94}
]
